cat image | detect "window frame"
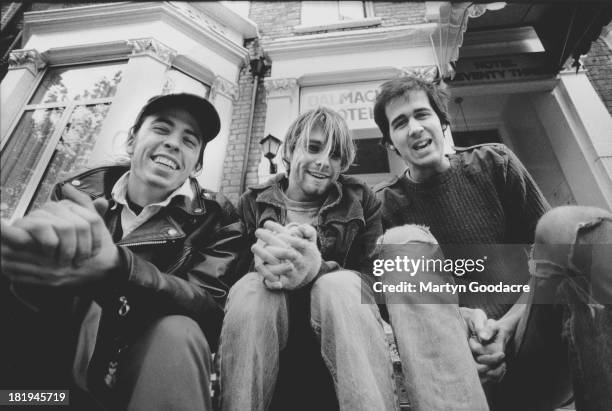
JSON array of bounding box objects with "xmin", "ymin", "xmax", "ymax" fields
[
  {"xmin": 296, "ymin": 1, "xmax": 380, "ymax": 34},
  {"xmin": 1, "ymin": 59, "xmax": 127, "ymax": 220}
]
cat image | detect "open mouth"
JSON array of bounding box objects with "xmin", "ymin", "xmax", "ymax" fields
[
  {"xmin": 412, "ymin": 139, "xmax": 432, "ymax": 151},
  {"xmin": 151, "ymin": 155, "xmax": 179, "ymax": 170},
  {"xmin": 307, "ymin": 170, "xmax": 330, "ymax": 180}
]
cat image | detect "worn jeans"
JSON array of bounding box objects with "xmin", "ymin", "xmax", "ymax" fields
[
  {"xmin": 377, "ymin": 225, "xmax": 490, "ymax": 411},
  {"xmin": 219, "ymin": 270, "xmax": 398, "ymax": 411},
  {"xmin": 488, "ymin": 206, "xmax": 612, "ymax": 411}
]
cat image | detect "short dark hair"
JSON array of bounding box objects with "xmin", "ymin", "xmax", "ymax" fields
[{"xmin": 373, "ymin": 76, "xmax": 450, "ymax": 149}]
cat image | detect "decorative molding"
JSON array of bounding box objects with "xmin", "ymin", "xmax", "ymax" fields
[
  {"xmin": 210, "ymin": 75, "xmax": 239, "ymax": 102},
  {"xmin": 399, "ymin": 65, "xmax": 438, "ymax": 82},
  {"xmin": 168, "ymin": 2, "xmax": 258, "ymax": 39},
  {"xmin": 8, "ymin": 49, "xmax": 47, "ymax": 74},
  {"xmin": 294, "ymin": 17, "xmax": 381, "ymax": 34},
  {"xmin": 265, "ymin": 23, "xmax": 437, "ymax": 60},
  {"xmin": 264, "ymin": 78, "xmax": 298, "ymax": 98},
  {"xmin": 23, "ymin": 2, "xmax": 250, "ymax": 67},
  {"xmin": 127, "ymin": 38, "xmax": 177, "ymax": 66}
]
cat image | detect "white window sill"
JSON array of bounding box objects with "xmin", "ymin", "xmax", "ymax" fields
[{"xmin": 294, "ymin": 17, "xmax": 381, "ymax": 34}]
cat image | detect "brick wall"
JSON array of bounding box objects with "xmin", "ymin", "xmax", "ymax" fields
[
  {"xmin": 219, "ymin": 40, "xmax": 270, "ymax": 205},
  {"xmin": 584, "ymin": 37, "xmax": 612, "ymax": 116},
  {"xmin": 373, "ymin": 2, "xmax": 427, "ymax": 27}
]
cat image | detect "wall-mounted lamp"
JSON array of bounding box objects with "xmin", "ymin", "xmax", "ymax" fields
[{"xmin": 260, "ymin": 134, "xmax": 281, "ymax": 174}]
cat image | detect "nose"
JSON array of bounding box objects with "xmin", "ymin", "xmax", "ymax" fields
[
  {"xmin": 163, "ymin": 133, "xmax": 181, "ymax": 151},
  {"xmin": 407, "ymin": 117, "xmax": 424, "ymax": 137},
  {"xmin": 314, "ymin": 153, "xmax": 331, "ymax": 170}
]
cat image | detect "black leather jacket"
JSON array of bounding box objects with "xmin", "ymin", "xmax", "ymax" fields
[
  {"xmin": 237, "ymin": 173, "xmax": 382, "ymax": 278},
  {"xmin": 13, "ymin": 165, "xmax": 246, "ymax": 399}
]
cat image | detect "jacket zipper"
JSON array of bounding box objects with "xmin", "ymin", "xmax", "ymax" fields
[{"xmin": 119, "ymin": 239, "xmax": 169, "ymax": 247}]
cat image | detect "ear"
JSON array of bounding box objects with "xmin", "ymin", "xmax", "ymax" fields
[{"xmin": 126, "ymin": 131, "xmax": 136, "ymax": 155}]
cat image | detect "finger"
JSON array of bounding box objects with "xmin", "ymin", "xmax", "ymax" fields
[
  {"xmin": 12, "ymin": 214, "xmax": 63, "ymax": 261},
  {"xmin": 254, "ymin": 228, "xmax": 290, "ymax": 249},
  {"xmin": 1, "ymin": 260, "xmax": 56, "ymax": 285},
  {"xmin": 484, "ymin": 362, "xmax": 507, "ymax": 383},
  {"xmin": 251, "ymin": 243, "xmax": 282, "ymax": 265},
  {"xmin": 260, "ymin": 246, "xmax": 301, "ymax": 264},
  {"xmin": 266, "ymin": 261, "xmax": 294, "ymax": 277},
  {"xmin": 254, "ymin": 261, "xmax": 281, "ymax": 285},
  {"xmin": 469, "ymin": 309, "xmax": 490, "ymax": 340},
  {"xmin": 1, "ymin": 243, "xmax": 52, "ymax": 266},
  {"xmin": 296, "ymin": 224, "xmax": 317, "ymax": 243},
  {"xmin": 275, "ymin": 234, "xmax": 311, "ymax": 253},
  {"xmin": 61, "ymin": 184, "xmax": 96, "ymax": 211},
  {"xmin": 1, "ymin": 220, "xmax": 37, "ymax": 249},
  {"xmin": 468, "ymin": 336, "xmax": 488, "ymax": 356},
  {"xmin": 476, "ymin": 352, "xmax": 505, "ymax": 366},
  {"xmin": 262, "ymin": 220, "xmax": 291, "ymax": 235},
  {"xmin": 63, "ymin": 201, "xmax": 108, "ymax": 258},
  {"xmin": 45, "ymin": 202, "xmax": 93, "ymax": 263},
  {"xmin": 92, "ymin": 198, "xmax": 109, "ymax": 218},
  {"xmin": 479, "ymin": 318, "xmax": 498, "ymax": 343}
]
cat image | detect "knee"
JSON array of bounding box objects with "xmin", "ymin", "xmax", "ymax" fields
[
  {"xmin": 378, "ymin": 224, "xmax": 438, "ymax": 245},
  {"xmin": 225, "ymin": 272, "xmax": 282, "ymax": 323},
  {"xmin": 146, "ymin": 315, "xmax": 211, "ymax": 357},
  {"xmin": 312, "ymin": 270, "xmax": 362, "ymax": 301},
  {"xmin": 536, "ymin": 206, "xmax": 611, "ymax": 245}
]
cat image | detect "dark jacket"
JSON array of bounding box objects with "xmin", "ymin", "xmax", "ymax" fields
[
  {"xmin": 237, "ymin": 173, "xmax": 382, "ymax": 278},
  {"xmin": 13, "ymin": 165, "xmax": 245, "ymax": 399}
]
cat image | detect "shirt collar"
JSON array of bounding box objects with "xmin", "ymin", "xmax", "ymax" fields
[{"xmin": 111, "ymin": 171, "xmax": 194, "ymax": 210}]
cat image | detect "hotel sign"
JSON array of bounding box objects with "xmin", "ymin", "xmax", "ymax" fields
[
  {"xmin": 300, "ymin": 81, "xmax": 382, "ymax": 129},
  {"xmin": 451, "ymin": 53, "xmax": 551, "ymax": 84}
]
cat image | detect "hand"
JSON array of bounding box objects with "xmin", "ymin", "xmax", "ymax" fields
[
  {"xmin": 460, "ymin": 307, "xmax": 511, "ymax": 384},
  {"xmin": 1, "ymin": 184, "xmax": 120, "ymax": 287},
  {"xmin": 252, "ymin": 221, "xmax": 321, "ymax": 290}
]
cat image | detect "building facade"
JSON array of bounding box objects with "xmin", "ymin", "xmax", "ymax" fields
[{"xmin": 1, "ymin": 1, "xmax": 612, "ymax": 219}]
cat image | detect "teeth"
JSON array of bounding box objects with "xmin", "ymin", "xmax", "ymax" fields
[
  {"xmin": 153, "ymin": 156, "xmax": 178, "ymax": 170},
  {"xmin": 308, "ymin": 171, "xmax": 328, "ymax": 179},
  {"xmin": 413, "ymin": 140, "xmax": 431, "ymax": 150}
]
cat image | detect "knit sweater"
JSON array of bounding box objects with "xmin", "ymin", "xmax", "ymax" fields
[{"xmin": 375, "ymin": 144, "xmax": 550, "ymax": 318}]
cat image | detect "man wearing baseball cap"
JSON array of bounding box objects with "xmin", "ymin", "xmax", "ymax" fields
[{"xmin": 1, "ymin": 93, "xmax": 245, "ymax": 410}]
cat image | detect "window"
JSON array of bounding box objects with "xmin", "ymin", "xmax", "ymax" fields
[
  {"xmin": 301, "ymin": 1, "xmax": 375, "ymax": 28},
  {"xmin": 452, "ymin": 129, "xmax": 501, "ymax": 148},
  {"xmin": 0, "ymin": 61, "xmax": 126, "ymax": 219},
  {"xmin": 345, "ymin": 137, "xmax": 389, "ymax": 175},
  {"xmin": 162, "ymin": 67, "xmax": 211, "ymax": 99}
]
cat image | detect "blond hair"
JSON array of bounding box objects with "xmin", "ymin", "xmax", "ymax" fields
[{"xmin": 281, "ymin": 107, "xmax": 356, "ymax": 173}]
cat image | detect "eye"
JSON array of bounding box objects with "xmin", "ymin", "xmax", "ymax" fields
[
  {"xmin": 393, "ymin": 119, "xmax": 407, "ymax": 130},
  {"xmin": 183, "ymin": 136, "xmax": 198, "ymax": 148},
  {"xmin": 153, "ymin": 125, "xmax": 170, "ymax": 133},
  {"xmin": 307, "ymin": 144, "xmax": 321, "ymax": 154}
]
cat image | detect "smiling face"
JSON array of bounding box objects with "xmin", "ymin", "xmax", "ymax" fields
[
  {"xmin": 285, "ymin": 128, "xmax": 342, "ymax": 202},
  {"xmin": 385, "ymin": 90, "xmax": 450, "ymax": 181},
  {"xmin": 126, "ymin": 107, "xmax": 203, "ymax": 204}
]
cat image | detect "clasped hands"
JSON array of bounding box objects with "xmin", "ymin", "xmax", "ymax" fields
[
  {"xmin": 460, "ymin": 307, "xmax": 513, "ymax": 385},
  {"xmin": 1, "ymin": 184, "xmax": 119, "ymax": 287},
  {"xmin": 251, "ymin": 221, "xmax": 322, "ymax": 291}
]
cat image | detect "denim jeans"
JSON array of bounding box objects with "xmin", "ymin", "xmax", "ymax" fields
[
  {"xmin": 488, "ymin": 206, "xmax": 612, "ymax": 411},
  {"xmin": 377, "ymin": 225, "xmax": 490, "ymax": 411},
  {"xmin": 219, "ymin": 270, "xmax": 398, "ymax": 411}
]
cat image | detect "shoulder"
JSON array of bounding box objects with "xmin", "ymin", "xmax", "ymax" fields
[
  {"xmin": 373, "ymin": 175, "xmax": 400, "ymax": 195},
  {"xmin": 453, "ymin": 143, "xmax": 519, "ymax": 175},
  {"xmin": 338, "ymin": 175, "xmax": 377, "ymax": 199},
  {"xmin": 54, "ymin": 165, "xmax": 129, "ymax": 200}
]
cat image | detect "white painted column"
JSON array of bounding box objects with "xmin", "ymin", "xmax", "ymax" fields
[
  {"xmin": 258, "ymin": 78, "xmax": 299, "ymax": 182},
  {"xmin": 87, "ymin": 38, "xmax": 177, "ymax": 166},
  {"xmin": 533, "ymin": 69, "xmax": 612, "ymax": 210},
  {"xmin": 1, "ymin": 50, "xmax": 47, "ymax": 140},
  {"xmin": 199, "ymin": 75, "xmax": 239, "ymax": 191}
]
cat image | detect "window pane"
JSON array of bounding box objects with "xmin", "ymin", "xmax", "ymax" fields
[
  {"xmin": 28, "ymin": 103, "xmax": 111, "ymax": 213},
  {"xmin": 162, "ymin": 68, "xmax": 210, "ymax": 99},
  {"xmin": 0, "ymin": 108, "xmax": 65, "ymax": 218},
  {"xmin": 338, "ymin": 1, "xmax": 364, "ymax": 20},
  {"xmin": 302, "ymin": 1, "xmax": 337, "ymax": 25},
  {"xmin": 29, "ymin": 62, "xmax": 125, "ymax": 104}
]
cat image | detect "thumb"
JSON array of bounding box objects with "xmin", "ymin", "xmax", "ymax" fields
[
  {"xmin": 61, "ymin": 184, "xmax": 96, "ymax": 211},
  {"xmin": 93, "ymin": 198, "xmax": 109, "ymax": 218}
]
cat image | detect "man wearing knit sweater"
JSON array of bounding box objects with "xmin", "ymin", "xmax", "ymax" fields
[{"xmin": 373, "ymin": 76, "xmax": 612, "ymax": 411}]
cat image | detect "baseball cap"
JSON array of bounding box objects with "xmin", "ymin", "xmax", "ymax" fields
[{"xmin": 134, "ymin": 93, "xmax": 221, "ymax": 143}]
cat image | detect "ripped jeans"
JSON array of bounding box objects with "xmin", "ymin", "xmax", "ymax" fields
[
  {"xmin": 488, "ymin": 206, "xmax": 612, "ymax": 411},
  {"xmin": 218, "ymin": 270, "xmax": 398, "ymax": 411}
]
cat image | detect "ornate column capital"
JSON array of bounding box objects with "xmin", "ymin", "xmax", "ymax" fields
[
  {"xmin": 127, "ymin": 38, "xmax": 177, "ymax": 66},
  {"xmin": 210, "ymin": 75, "xmax": 239, "ymax": 102},
  {"xmin": 8, "ymin": 49, "xmax": 47, "ymax": 75},
  {"xmin": 398, "ymin": 66, "xmax": 439, "ymax": 82},
  {"xmin": 264, "ymin": 78, "xmax": 298, "ymax": 99}
]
